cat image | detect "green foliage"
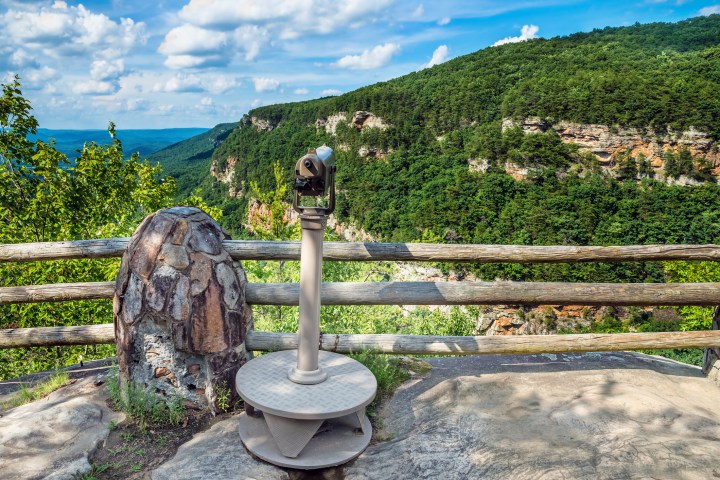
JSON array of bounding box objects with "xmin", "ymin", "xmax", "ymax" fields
[
  {"xmin": 664, "ymin": 261, "xmax": 720, "ymax": 330},
  {"xmin": 0, "ymin": 78, "xmax": 178, "ymax": 380},
  {"xmin": 0, "ymin": 370, "xmax": 69, "ymax": 410},
  {"xmin": 107, "ymin": 368, "xmax": 185, "ymax": 428}
]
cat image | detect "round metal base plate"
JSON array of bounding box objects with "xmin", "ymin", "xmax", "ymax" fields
[{"xmin": 238, "ymin": 411, "xmax": 372, "ymax": 469}]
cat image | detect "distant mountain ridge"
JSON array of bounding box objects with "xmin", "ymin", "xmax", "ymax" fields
[{"xmin": 31, "ymin": 127, "xmax": 209, "ymax": 159}]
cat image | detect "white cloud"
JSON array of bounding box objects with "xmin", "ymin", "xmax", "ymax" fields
[
  {"xmin": 72, "ymin": 80, "xmax": 116, "ymax": 95},
  {"xmin": 206, "ymin": 75, "xmax": 239, "ymax": 94},
  {"xmin": 700, "ymin": 5, "xmax": 720, "ymax": 15},
  {"xmin": 9, "ymin": 50, "xmax": 38, "ymax": 68},
  {"xmin": 321, "ymin": 89, "xmax": 342, "ymax": 96},
  {"xmin": 158, "ymin": 24, "xmax": 228, "ymax": 56},
  {"xmin": 158, "ymin": 0, "xmax": 393, "ymax": 67},
  {"xmin": 90, "ymin": 60, "xmax": 124, "ymax": 81},
  {"xmin": 178, "ymin": 0, "xmax": 392, "ymax": 36},
  {"xmin": 437, "ymin": 17, "xmax": 451, "ymax": 25},
  {"xmin": 21, "ymin": 66, "xmax": 59, "ymax": 90},
  {"xmin": 294, "ymin": 88, "xmax": 310, "ymax": 95},
  {"xmin": 421, "ymin": 45, "xmax": 449, "ymax": 69},
  {"xmin": 2, "ymin": 2, "xmax": 146, "ymax": 58},
  {"xmin": 335, "ymin": 43, "xmax": 400, "ymax": 70},
  {"xmin": 201, "ymin": 97, "xmax": 213, "ymax": 106},
  {"xmin": 164, "ymin": 54, "xmax": 227, "ymax": 69},
  {"xmin": 153, "ymin": 74, "xmax": 204, "ymax": 93},
  {"xmin": 411, "ymin": 4, "xmax": 424, "ymax": 18},
  {"xmin": 253, "ymin": 77, "xmax": 280, "ymax": 92},
  {"xmin": 493, "ymin": 24, "xmax": 540, "ymax": 47}
]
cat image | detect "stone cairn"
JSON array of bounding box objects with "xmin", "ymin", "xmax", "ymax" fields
[{"xmin": 113, "ymin": 206, "xmax": 251, "ymax": 411}]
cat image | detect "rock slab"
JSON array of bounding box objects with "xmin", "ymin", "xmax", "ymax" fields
[
  {"xmin": 346, "ymin": 352, "xmax": 720, "ymax": 480},
  {"xmin": 151, "ymin": 415, "xmax": 288, "ymax": 480},
  {"xmin": 0, "ymin": 376, "xmax": 124, "ymax": 480}
]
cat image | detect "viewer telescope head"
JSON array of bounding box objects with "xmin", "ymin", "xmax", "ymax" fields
[
  {"xmin": 294, "ymin": 146, "xmax": 335, "ymax": 197},
  {"xmin": 293, "ymin": 146, "xmax": 336, "ymax": 215}
]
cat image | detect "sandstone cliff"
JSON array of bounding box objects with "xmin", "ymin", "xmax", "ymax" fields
[{"xmin": 501, "ymin": 117, "xmax": 720, "ymax": 181}]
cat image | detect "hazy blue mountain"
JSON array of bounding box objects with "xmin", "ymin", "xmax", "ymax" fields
[{"xmin": 31, "ymin": 128, "xmax": 209, "ymax": 159}]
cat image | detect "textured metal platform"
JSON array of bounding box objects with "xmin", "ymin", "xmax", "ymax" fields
[
  {"xmin": 238, "ymin": 411, "xmax": 372, "ymax": 469},
  {"xmin": 235, "ymin": 350, "xmax": 377, "ymax": 419},
  {"xmin": 235, "ymin": 350, "xmax": 377, "ymax": 468}
]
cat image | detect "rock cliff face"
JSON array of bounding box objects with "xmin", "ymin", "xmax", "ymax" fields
[
  {"xmin": 502, "ymin": 117, "xmax": 720, "ymax": 180},
  {"xmin": 210, "ymin": 156, "xmax": 241, "ymax": 197}
]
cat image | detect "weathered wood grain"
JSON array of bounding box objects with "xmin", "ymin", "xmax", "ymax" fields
[
  {"xmin": 225, "ymin": 242, "xmax": 720, "ymax": 263},
  {"xmin": 3, "ymin": 280, "xmax": 720, "ymax": 306},
  {"xmin": 245, "ymin": 281, "xmax": 720, "ymax": 306},
  {"xmin": 246, "ymin": 330, "xmax": 720, "ymax": 354},
  {"xmin": 4, "ymin": 325, "xmax": 720, "ymax": 353},
  {"xmin": 0, "ymin": 323, "xmax": 115, "ymax": 348},
  {"xmin": 0, "ymin": 282, "xmax": 115, "ymax": 304},
  {"xmin": 0, "ymin": 238, "xmax": 130, "ymax": 262},
  {"xmin": 2, "ymin": 239, "xmax": 720, "ymax": 263}
]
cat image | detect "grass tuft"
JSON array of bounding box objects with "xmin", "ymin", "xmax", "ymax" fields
[
  {"xmin": 106, "ymin": 367, "xmax": 185, "ymax": 428},
  {"xmin": 1, "ymin": 370, "xmax": 70, "ymax": 411}
]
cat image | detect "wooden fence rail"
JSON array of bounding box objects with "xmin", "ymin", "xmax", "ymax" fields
[
  {"xmin": 2, "ymin": 324, "xmax": 720, "ymax": 354},
  {"xmin": 2, "ymin": 239, "xmax": 720, "ymax": 263},
  {"xmin": 3, "ymin": 280, "xmax": 720, "ymax": 306}
]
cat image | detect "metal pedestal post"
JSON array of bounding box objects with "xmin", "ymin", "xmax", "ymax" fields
[{"xmin": 236, "ymin": 210, "xmax": 377, "ymax": 469}]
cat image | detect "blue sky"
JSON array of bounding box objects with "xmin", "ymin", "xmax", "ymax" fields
[{"xmin": 2, "ymin": 0, "xmax": 719, "ymax": 130}]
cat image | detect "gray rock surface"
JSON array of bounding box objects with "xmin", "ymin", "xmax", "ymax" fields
[
  {"xmin": 345, "ymin": 352, "xmax": 720, "ymax": 480},
  {"xmin": 0, "ymin": 376, "xmax": 124, "ymax": 480},
  {"xmin": 151, "ymin": 415, "xmax": 288, "ymax": 480}
]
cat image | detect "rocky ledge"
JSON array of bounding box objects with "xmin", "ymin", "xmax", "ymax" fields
[{"xmin": 2, "ymin": 352, "xmax": 719, "ymax": 479}]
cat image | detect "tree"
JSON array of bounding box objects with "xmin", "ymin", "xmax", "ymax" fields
[{"xmin": 0, "ymin": 77, "xmax": 180, "ymax": 379}]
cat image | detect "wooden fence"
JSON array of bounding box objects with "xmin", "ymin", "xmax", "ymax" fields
[{"xmin": 1, "ymin": 238, "xmax": 720, "ymax": 356}]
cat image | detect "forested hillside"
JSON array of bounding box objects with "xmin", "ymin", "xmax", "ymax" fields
[
  {"xmin": 148, "ymin": 122, "xmax": 236, "ymax": 197},
  {"xmin": 199, "ymin": 15, "xmax": 720, "ymax": 284}
]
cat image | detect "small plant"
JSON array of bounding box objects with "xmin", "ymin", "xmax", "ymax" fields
[
  {"xmin": 106, "ymin": 367, "xmax": 185, "ymax": 427},
  {"xmin": 107, "ymin": 446, "xmax": 125, "ymax": 456},
  {"xmin": 157, "ymin": 434, "xmax": 169, "ymax": 447},
  {"xmin": 108, "ymin": 420, "xmax": 117, "ymax": 430},
  {"xmin": 71, "ymin": 463, "xmax": 109, "ymax": 480},
  {"xmin": 1, "ymin": 370, "xmax": 70, "ymax": 410},
  {"xmin": 120, "ymin": 432, "xmax": 135, "ymax": 442},
  {"xmin": 130, "ymin": 463, "xmax": 142, "ymax": 472},
  {"xmin": 215, "ymin": 381, "xmax": 231, "ymax": 412}
]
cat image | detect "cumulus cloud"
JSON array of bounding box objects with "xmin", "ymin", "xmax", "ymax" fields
[
  {"xmin": 153, "ymin": 74, "xmax": 204, "ymax": 93},
  {"xmin": 159, "ymin": 24, "xmax": 267, "ymax": 69},
  {"xmin": 90, "ymin": 60, "xmax": 124, "ymax": 81},
  {"xmin": 159, "ymin": 24, "xmax": 227, "ymax": 56},
  {"xmin": 253, "ymin": 77, "xmax": 280, "ymax": 92},
  {"xmin": 9, "ymin": 50, "xmax": 38, "ymax": 68},
  {"xmin": 22, "ymin": 66, "xmax": 59, "ymax": 90},
  {"xmin": 178, "ymin": 0, "xmax": 391, "ymax": 35},
  {"xmin": 335, "ymin": 43, "xmax": 400, "ymax": 70},
  {"xmin": 206, "ymin": 75, "xmax": 239, "ymax": 94},
  {"xmin": 201, "ymin": 97, "xmax": 213, "ymax": 106},
  {"xmin": 294, "ymin": 88, "xmax": 310, "ymax": 95},
  {"xmin": 160, "ymin": 0, "xmax": 391, "ymax": 67},
  {"xmin": 493, "ymin": 24, "xmax": 540, "ymax": 47},
  {"xmin": 421, "ymin": 45, "xmax": 449, "ymax": 69},
  {"xmin": 72, "ymin": 80, "xmax": 116, "ymax": 95},
  {"xmin": 437, "ymin": 17, "xmax": 451, "ymax": 26},
  {"xmin": 2, "ymin": 1, "xmax": 146, "ymax": 58},
  {"xmin": 700, "ymin": 5, "xmax": 720, "ymax": 15},
  {"xmin": 321, "ymin": 89, "xmax": 342, "ymax": 96}
]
